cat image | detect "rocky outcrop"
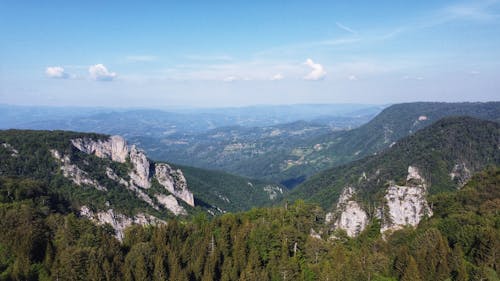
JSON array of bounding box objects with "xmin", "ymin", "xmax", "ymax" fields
[
  {"xmin": 263, "ymin": 185, "xmax": 284, "ymax": 200},
  {"xmin": 50, "ymin": 150, "xmax": 107, "ymax": 191},
  {"xmin": 450, "ymin": 162, "xmax": 471, "ymax": 188},
  {"xmin": 129, "ymin": 146, "xmax": 151, "ymax": 189},
  {"xmin": 72, "ymin": 135, "xmax": 129, "ymax": 163},
  {"xmin": 332, "ymin": 187, "xmax": 368, "ymax": 237},
  {"xmin": 105, "ymin": 167, "xmax": 159, "ymax": 210},
  {"xmin": 71, "ymin": 135, "xmax": 195, "ymax": 209},
  {"xmin": 1, "ymin": 143, "xmax": 19, "ymax": 157},
  {"xmin": 80, "ymin": 206, "xmax": 165, "ymax": 241},
  {"xmin": 381, "ymin": 166, "xmax": 432, "ymax": 233},
  {"xmin": 155, "ymin": 194, "xmax": 187, "ymax": 215},
  {"xmin": 155, "ymin": 163, "xmax": 194, "ymax": 206}
]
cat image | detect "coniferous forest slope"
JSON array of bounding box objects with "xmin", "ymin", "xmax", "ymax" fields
[
  {"xmin": 0, "ymin": 105, "xmax": 499, "ymax": 281},
  {"xmin": 0, "ymin": 130, "xmax": 284, "ymax": 222},
  {"xmin": 0, "ymin": 164, "xmax": 498, "ymax": 280},
  {"xmin": 288, "ymin": 116, "xmax": 500, "ymax": 210}
]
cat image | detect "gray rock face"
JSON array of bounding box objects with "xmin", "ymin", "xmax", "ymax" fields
[
  {"xmin": 80, "ymin": 206, "xmax": 165, "ymax": 241},
  {"xmin": 129, "ymin": 146, "xmax": 151, "ymax": 189},
  {"xmin": 263, "ymin": 185, "xmax": 284, "ymax": 200},
  {"xmin": 69, "ymin": 134, "xmax": 195, "ymax": 211},
  {"xmin": 155, "ymin": 194, "xmax": 187, "ymax": 215},
  {"xmin": 72, "ymin": 135, "xmax": 129, "ymax": 163},
  {"xmin": 450, "ymin": 162, "xmax": 472, "ymax": 188},
  {"xmin": 332, "ymin": 186, "xmax": 368, "ymax": 237},
  {"xmin": 327, "ymin": 166, "xmax": 433, "ymax": 238},
  {"xmin": 381, "ymin": 166, "xmax": 432, "ymax": 233},
  {"xmin": 155, "ymin": 163, "xmax": 194, "ymax": 206},
  {"xmin": 50, "ymin": 149, "xmax": 107, "ymax": 191},
  {"xmin": 1, "ymin": 143, "xmax": 19, "ymax": 157}
]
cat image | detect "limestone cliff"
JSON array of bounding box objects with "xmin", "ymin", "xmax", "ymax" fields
[
  {"xmin": 381, "ymin": 166, "xmax": 433, "ymax": 233},
  {"xmin": 70, "ymin": 135, "xmax": 195, "ymax": 207},
  {"xmin": 71, "ymin": 135, "xmax": 129, "ymax": 163},
  {"xmin": 329, "ymin": 186, "xmax": 368, "ymax": 237},
  {"xmin": 50, "ymin": 149, "xmax": 107, "ymax": 191},
  {"xmin": 327, "ymin": 166, "xmax": 433, "ymax": 237},
  {"xmin": 80, "ymin": 206, "xmax": 165, "ymax": 241}
]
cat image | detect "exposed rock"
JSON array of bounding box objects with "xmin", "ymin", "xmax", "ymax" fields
[
  {"xmin": 216, "ymin": 193, "xmax": 230, "ymax": 203},
  {"xmin": 1, "ymin": 143, "xmax": 19, "ymax": 157},
  {"xmin": 129, "ymin": 146, "xmax": 151, "ymax": 189},
  {"xmin": 333, "ymin": 187, "xmax": 368, "ymax": 237},
  {"xmin": 105, "ymin": 167, "xmax": 129, "ymax": 187},
  {"xmin": 407, "ymin": 165, "xmax": 425, "ymax": 185},
  {"xmin": 325, "ymin": 212, "xmax": 334, "ymax": 224},
  {"xmin": 105, "ymin": 166, "xmax": 159, "ymax": 210},
  {"xmin": 71, "ymin": 135, "xmax": 197, "ymax": 214},
  {"xmin": 155, "ymin": 194, "xmax": 187, "ymax": 216},
  {"xmin": 72, "ymin": 135, "xmax": 129, "ymax": 163},
  {"xmin": 80, "ymin": 206, "xmax": 165, "ymax": 241},
  {"xmin": 381, "ymin": 166, "xmax": 432, "ymax": 233},
  {"xmin": 310, "ymin": 228, "xmax": 322, "ymax": 239},
  {"xmin": 50, "ymin": 150, "xmax": 107, "ymax": 191},
  {"xmin": 450, "ymin": 162, "xmax": 471, "ymax": 188},
  {"xmin": 263, "ymin": 185, "xmax": 284, "ymax": 200},
  {"xmin": 155, "ymin": 163, "xmax": 194, "ymax": 206}
]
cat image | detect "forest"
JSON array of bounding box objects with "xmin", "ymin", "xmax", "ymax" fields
[{"xmin": 0, "ymin": 167, "xmax": 498, "ymax": 281}]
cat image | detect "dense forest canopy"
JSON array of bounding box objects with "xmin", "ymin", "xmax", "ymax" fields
[{"xmin": 0, "ymin": 167, "xmax": 498, "ymax": 280}]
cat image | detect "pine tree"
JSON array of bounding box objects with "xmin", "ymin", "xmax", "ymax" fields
[
  {"xmin": 401, "ymin": 256, "xmax": 422, "ymax": 281},
  {"xmin": 449, "ymin": 245, "xmax": 468, "ymax": 281}
]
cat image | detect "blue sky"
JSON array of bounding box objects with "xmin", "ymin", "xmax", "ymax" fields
[{"xmin": 1, "ymin": 0, "xmax": 499, "ymax": 108}]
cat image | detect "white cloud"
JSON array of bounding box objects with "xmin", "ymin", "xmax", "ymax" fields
[
  {"xmin": 89, "ymin": 64, "xmax": 117, "ymax": 81},
  {"xmin": 303, "ymin": 58, "xmax": 326, "ymax": 81},
  {"xmin": 270, "ymin": 73, "xmax": 284, "ymax": 81},
  {"xmin": 348, "ymin": 75, "xmax": 357, "ymax": 80},
  {"xmin": 336, "ymin": 22, "xmax": 356, "ymax": 34},
  {"xmin": 45, "ymin": 66, "xmax": 69, "ymax": 79}
]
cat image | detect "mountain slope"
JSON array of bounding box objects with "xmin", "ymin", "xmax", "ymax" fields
[
  {"xmin": 0, "ymin": 166, "xmax": 498, "ymax": 280},
  {"xmin": 287, "ymin": 116, "xmax": 499, "ymax": 235},
  {"xmin": 0, "ymin": 130, "xmax": 284, "ymax": 236},
  {"xmin": 146, "ymin": 102, "xmax": 499, "ymax": 187},
  {"xmin": 302, "ymin": 102, "xmax": 500, "ymax": 165}
]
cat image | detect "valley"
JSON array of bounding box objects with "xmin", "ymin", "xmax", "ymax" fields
[{"xmin": 0, "ymin": 102, "xmax": 498, "ymax": 280}]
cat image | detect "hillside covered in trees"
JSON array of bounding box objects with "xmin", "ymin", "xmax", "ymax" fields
[
  {"xmin": 0, "ymin": 166, "xmax": 498, "ymax": 280},
  {"xmin": 288, "ymin": 116, "xmax": 500, "ymax": 210}
]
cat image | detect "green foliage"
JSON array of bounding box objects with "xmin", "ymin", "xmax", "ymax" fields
[
  {"xmin": 141, "ymin": 102, "xmax": 500, "ymax": 187},
  {"xmin": 289, "ymin": 116, "xmax": 500, "ymax": 209},
  {"xmin": 1, "ymin": 167, "xmax": 498, "ymax": 280}
]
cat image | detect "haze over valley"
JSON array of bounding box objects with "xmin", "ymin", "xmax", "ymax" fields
[{"xmin": 1, "ymin": 1, "xmax": 499, "ymax": 280}]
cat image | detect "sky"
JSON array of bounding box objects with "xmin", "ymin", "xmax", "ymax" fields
[{"xmin": 1, "ymin": 0, "xmax": 499, "ymax": 108}]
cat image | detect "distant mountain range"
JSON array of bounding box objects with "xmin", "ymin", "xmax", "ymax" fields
[
  {"xmin": 138, "ymin": 102, "xmax": 500, "ymax": 187},
  {"xmin": 2, "ymin": 102, "xmax": 498, "ymax": 189}
]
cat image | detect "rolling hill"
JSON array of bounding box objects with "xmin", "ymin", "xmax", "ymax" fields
[{"xmin": 288, "ymin": 116, "xmax": 499, "ymax": 210}]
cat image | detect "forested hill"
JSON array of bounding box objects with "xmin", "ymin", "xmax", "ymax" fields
[
  {"xmin": 277, "ymin": 102, "xmax": 500, "ymax": 185},
  {"xmin": 288, "ymin": 116, "xmax": 500, "ymax": 210},
  {"xmin": 0, "ymin": 164, "xmax": 498, "ymax": 280},
  {"xmin": 0, "ymin": 130, "xmax": 284, "ymax": 221}
]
